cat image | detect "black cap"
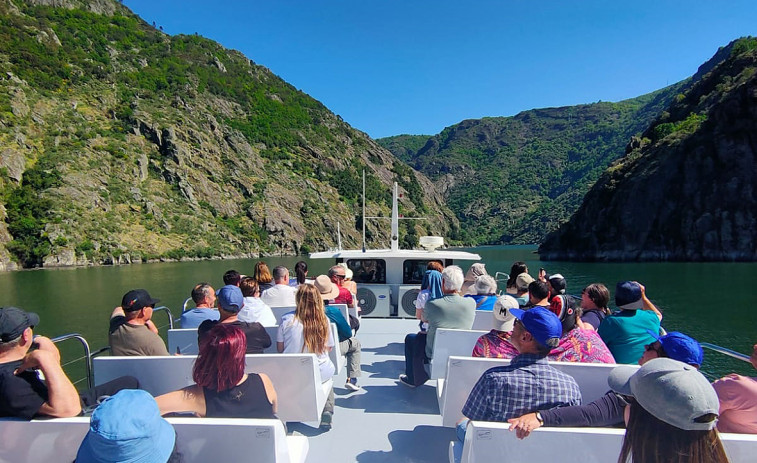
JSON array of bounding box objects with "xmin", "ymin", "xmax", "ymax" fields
[
  {"xmin": 0, "ymin": 307, "xmax": 40, "ymax": 342},
  {"xmin": 121, "ymin": 289, "xmax": 160, "ymax": 312}
]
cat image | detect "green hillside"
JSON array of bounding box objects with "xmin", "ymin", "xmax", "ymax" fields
[
  {"xmin": 0, "ymin": 0, "xmax": 455, "ymax": 269},
  {"xmin": 380, "ymin": 85, "xmax": 686, "ymax": 245}
]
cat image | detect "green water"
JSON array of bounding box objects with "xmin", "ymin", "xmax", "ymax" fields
[{"xmin": 0, "ymin": 246, "xmax": 753, "ymax": 384}]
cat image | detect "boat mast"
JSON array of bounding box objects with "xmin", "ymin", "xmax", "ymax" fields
[
  {"xmin": 362, "ymin": 170, "xmax": 366, "ymax": 253},
  {"xmin": 391, "ymin": 182, "xmax": 399, "ymax": 251}
]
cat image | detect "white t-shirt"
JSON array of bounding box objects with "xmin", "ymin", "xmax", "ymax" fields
[
  {"xmin": 238, "ymin": 297, "xmax": 277, "ymax": 327},
  {"xmin": 261, "ymin": 284, "xmax": 297, "ymax": 307},
  {"xmin": 277, "ymin": 313, "xmax": 335, "ymax": 381}
]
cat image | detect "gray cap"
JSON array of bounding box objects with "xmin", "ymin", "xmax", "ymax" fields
[{"xmin": 608, "ymin": 358, "xmax": 719, "ymax": 431}]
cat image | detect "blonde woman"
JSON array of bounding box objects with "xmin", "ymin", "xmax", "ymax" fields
[{"xmin": 277, "ymin": 284, "xmax": 335, "ymax": 429}]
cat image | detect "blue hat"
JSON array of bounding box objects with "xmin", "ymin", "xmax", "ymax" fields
[
  {"xmin": 615, "ymin": 281, "xmax": 642, "ymax": 310},
  {"xmin": 510, "ymin": 306, "xmax": 562, "ymax": 349},
  {"xmin": 647, "ymin": 330, "xmax": 704, "ymax": 366},
  {"xmin": 76, "ymin": 389, "xmax": 175, "ymax": 463},
  {"xmin": 216, "ymin": 285, "xmax": 244, "ymax": 312}
]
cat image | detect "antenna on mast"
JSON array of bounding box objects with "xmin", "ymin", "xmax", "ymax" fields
[{"xmin": 337, "ymin": 222, "xmax": 342, "ymax": 251}]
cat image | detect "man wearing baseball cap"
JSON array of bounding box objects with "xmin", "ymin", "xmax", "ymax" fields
[
  {"xmin": 109, "ymin": 289, "xmax": 169, "ymax": 356},
  {"xmin": 198, "ymin": 285, "xmax": 271, "ymax": 354},
  {"xmin": 457, "ymin": 306, "xmax": 581, "ymax": 441},
  {"xmin": 508, "ymin": 330, "xmax": 705, "ymax": 438},
  {"xmin": 0, "ymin": 306, "xmax": 138, "ymax": 419}
]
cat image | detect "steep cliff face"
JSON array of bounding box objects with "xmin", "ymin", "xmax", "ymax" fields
[
  {"xmin": 539, "ymin": 39, "xmax": 757, "ymax": 261},
  {"xmin": 0, "ymin": 0, "xmax": 456, "ymax": 269}
]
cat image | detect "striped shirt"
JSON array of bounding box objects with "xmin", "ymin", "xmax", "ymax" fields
[{"xmin": 462, "ymin": 354, "xmax": 582, "ymax": 422}]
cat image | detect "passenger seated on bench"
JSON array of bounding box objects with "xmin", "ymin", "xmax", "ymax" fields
[
  {"xmin": 461, "ymin": 263, "xmax": 487, "ymax": 295},
  {"xmin": 223, "ymin": 269, "xmax": 242, "ymax": 287},
  {"xmin": 400, "ymin": 265, "xmax": 475, "ymax": 387},
  {"xmin": 109, "ymin": 289, "xmax": 169, "ymax": 356},
  {"xmin": 508, "ymin": 331, "xmax": 704, "ymax": 438},
  {"xmin": 0, "ymin": 307, "xmax": 138, "ymax": 419},
  {"xmin": 609, "ymin": 358, "xmax": 728, "ymax": 463},
  {"xmin": 513, "ymin": 273, "xmax": 534, "ymax": 307},
  {"xmin": 598, "ymin": 281, "xmax": 662, "ymax": 364},
  {"xmin": 413, "ymin": 262, "xmax": 443, "ymax": 332},
  {"xmin": 238, "ymin": 277, "xmax": 276, "ymax": 327},
  {"xmin": 315, "ymin": 275, "xmax": 362, "ymax": 392},
  {"xmin": 525, "ymin": 280, "xmax": 550, "ymax": 309},
  {"xmin": 712, "ymin": 342, "xmax": 757, "ymax": 434},
  {"xmin": 198, "ymin": 285, "xmax": 271, "ymax": 354},
  {"xmin": 156, "ymin": 324, "xmax": 277, "ymax": 419},
  {"xmin": 277, "ymin": 284, "xmax": 335, "ymax": 430},
  {"xmin": 471, "ymin": 295, "xmax": 517, "ymax": 358},
  {"xmin": 579, "ymin": 283, "xmax": 611, "ymax": 330},
  {"xmin": 457, "ymin": 307, "xmax": 580, "ymax": 442},
  {"xmin": 253, "ymin": 261, "xmax": 275, "ymax": 293},
  {"xmin": 472, "ymin": 295, "xmax": 615, "ymax": 363},
  {"xmin": 180, "ymin": 283, "xmax": 220, "ymax": 329},
  {"xmin": 464, "ymin": 275, "xmax": 498, "ymax": 311},
  {"xmin": 505, "ymin": 261, "xmax": 528, "ymax": 295},
  {"xmin": 77, "ymin": 389, "xmax": 180, "ymax": 463}
]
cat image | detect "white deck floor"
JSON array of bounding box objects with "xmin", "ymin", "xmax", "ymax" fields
[{"xmin": 288, "ymin": 318, "xmax": 456, "ymax": 463}]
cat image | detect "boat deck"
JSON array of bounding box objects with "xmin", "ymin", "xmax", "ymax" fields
[{"xmin": 289, "ymin": 318, "xmax": 455, "ymax": 463}]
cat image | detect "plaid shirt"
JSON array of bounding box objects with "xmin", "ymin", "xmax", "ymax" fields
[{"xmin": 462, "ymin": 353, "xmax": 582, "ymax": 422}]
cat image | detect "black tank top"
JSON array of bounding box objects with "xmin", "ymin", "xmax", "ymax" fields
[{"xmin": 203, "ymin": 373, "xmax": 275, "ymax": 419}]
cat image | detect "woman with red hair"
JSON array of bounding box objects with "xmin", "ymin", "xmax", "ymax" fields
[{"xmin": 156, "ymin": 324, "xmax": 277, "ymax": 418}]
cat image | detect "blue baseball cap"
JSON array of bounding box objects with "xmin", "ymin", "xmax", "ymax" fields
[
  {"xmin": 647, "ymin": 330, "xmax": 704, "ymax": 367},
  {"xmin": 510, "ymin": 306, "xmax": 562, "ymax": 349},
  {"xmin": 216, "ymin": 284, "xmax": 244, "ymax": 312},
  {"xmin": 76, "ymin": 389, "xmax": 175, "ymax": 463}
]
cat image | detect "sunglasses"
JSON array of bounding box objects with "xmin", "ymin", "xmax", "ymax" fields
[
  {"xmin": 335, "ymin": 274, "xmax": 346, "ymax": 279},
  {"xmin": 644, "ymin": 342, "xmax": 662, "ymax": 353}
]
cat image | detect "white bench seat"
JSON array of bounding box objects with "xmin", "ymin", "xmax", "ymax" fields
[
  {"xmin": 93, "ymin": 354, "xmax": 331, "ymax": 423},
  {"xmin": 426, "ymin": 328, "xmax": 487, "ymax": 379},
  {"xmin": 449, "ymin": 421, "xmax": 757, "ymax": 463},
  {"xmin": 439, "ymin": 356, "xmax": 632, "ymax": 427},
  {"xmin": 0, "ymin": 417, "xmax": 307, "ymax": 463}
]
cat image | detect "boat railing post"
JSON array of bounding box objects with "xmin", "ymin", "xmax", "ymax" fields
[
  {"xmin": 700, "ymin": 342, "xmax": 751, "ymax": 363},
  {"xmin": 152, "ymin": 305, "xmax": 175, "ymax": 330},
  {"xmin": 51, "ymin": 333, "xmax": 94, "ymax": 389}
]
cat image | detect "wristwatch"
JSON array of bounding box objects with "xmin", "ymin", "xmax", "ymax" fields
[{"xmin": 535, "ymin": 412, "xmax": 544, "ymax": 425}]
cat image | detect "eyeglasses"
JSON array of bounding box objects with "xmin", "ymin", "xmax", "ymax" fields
[{"xmin": 334, "ymin": 274, "xmax": 346, "ymax": 279}]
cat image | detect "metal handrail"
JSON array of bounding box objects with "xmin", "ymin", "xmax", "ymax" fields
[
  {"xmin": 152, "ymin": 305, "xmax": 175, "ymax": 330},
  {"xmin": 51, "ymin": 333, "xmax": 93, "ymax": 389},
  {"xmin": 700, "ymin": 342, "xmax": 751, "ymax": 363}
]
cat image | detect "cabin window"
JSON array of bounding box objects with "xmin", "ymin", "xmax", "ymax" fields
[
  {"xmin": 346, "ymin": 259, "xmax": 386, "ymax": 284},
  {"xmin": 402, "ymin": 260, "xmax": 446, "ymax": 284}
]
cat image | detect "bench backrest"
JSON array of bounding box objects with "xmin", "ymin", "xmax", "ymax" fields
[
  {"xmin": 451, "ymin": 421, "xmax": 757, "ymax": 463},
  {"xmin": 168, "ymin": 326, "xmax": 279, "ymax": 355},
  {"xmin": 93, "ymin": 354, "xmax": 329, "ymax": 423},
  {"xmin": 429, "ymin": 328, "xmax": 487, "ymax": 379},
  {"xmin": 328, "ymin": 322, "xmax": 345, "ymax": 375},
  {"xmin": 440, "ymin": 356, "xmax": 632, "ymax": 427},
  {"xmin": 470, "ymin": 310, "xmax": 493, "ymax": 331},
  {"xmin": 271, "ymin": 306, "xmax": 296, "ymax": 324},
  {"xmin": 0, "ymin": 417, "xmax": 308, "ymax": 463}
]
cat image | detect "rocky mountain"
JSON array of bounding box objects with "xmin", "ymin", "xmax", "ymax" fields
[
  {"xmin": 539, "ymin": 38, "xmax": 757, "ymax": 261},
  {"xmin": 379, "ymin": 84, "xmax": 689, "ymax": 246},
  {"xmin": 0, "ymin": 0, "xmax": 457, "ymax": 270}
]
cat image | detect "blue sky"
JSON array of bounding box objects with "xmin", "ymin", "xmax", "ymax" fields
[{"xmin": 123, "ymin": 1, "xmax": 757, "ymax": 139}]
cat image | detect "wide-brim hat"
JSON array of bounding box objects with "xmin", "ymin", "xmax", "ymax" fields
[
  {"xmin": 76, "ymin": 389, "xmax": 175, "ymax": 463},
  {"xmin": 314, "ymin": 275, "xmax": 340, "ymax": 300},
  {"xmin": 608, "ymin": 357, "xmax": 719, "ymax": 431},
  {"xmin": 492, "ymin": 295, "xmax": 518, "ymax": 331}
]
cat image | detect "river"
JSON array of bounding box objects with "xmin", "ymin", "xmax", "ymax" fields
[{"xmin": 0, "ymin": 245, "xmax": 753, "ymax": 383}]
